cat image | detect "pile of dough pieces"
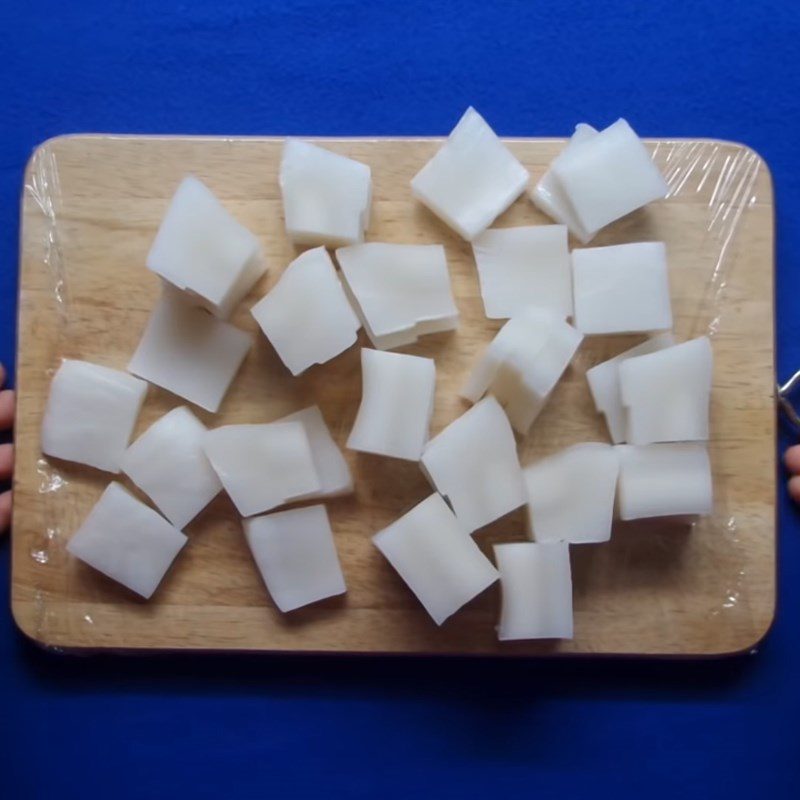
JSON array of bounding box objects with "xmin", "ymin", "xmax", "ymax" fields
[{"xmin": 41, "ymin": 108, "xmax": 713, "ymax": 640}]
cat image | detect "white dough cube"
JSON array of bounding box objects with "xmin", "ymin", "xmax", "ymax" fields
[
  {"xmin": 120, "ymin": 406, "xmax": 222, "ymax": 529},
  {"xmin": 373, "ymin": 494, "xmax": 499, "ymax": 625},
  {"xmin": 460, "ymin": 308, "xmax": 583, "ymax": 434},
  {"xmin": 273, "ymin": 406, "xmax": 353, "ymax": 499},
  {"xmin": 494, "ymin": 541, "xmax": 573, "ymax": 640},
  {"xmin": 347, "ymin": 349, "xmax": 436, "ymax": 461},
  {"xmin": 421, "ymin": 396, "xmax": 526, "ymax": 533},
  {"xmin": 619, "ymin": 336, "xmax": 712, "ymax": 444},
  {"xmin": 461, "ymin": 307, "xmax": 556, "ymax": 403},
  {"xmin": 280, "ymin": 140, "xmax": 372, "ymax": 247},
  {"xmin": 411, "ymin": 107, "xmax": 530, "ymax": 241},
  {"xmin": 516, "ymin": 313, "xmax": 583, "ymax": 398},
  {"xmin": 616, "ymin": 443, "xmax": 713, "ymax": 520},
  {"xmin": 585, "ymin": 333, "xmax": 676, "ymax": 443},
  {"xmin": 336, "ymin": 242, "xmax": 458, "ymax": 350},
  {"xmin": 41, "ymin": 359, "xmax": 147, "ymax": 473},
  {"xmin": 245, "ymin": 505, "xmax": 347, "ymax": 613},
  {"xmin": 67, "ymin": 482, "xmax": 187, "ymax": 598},
  {"xmin": 572, "ymin": 242, "xmax": 672, "ymax": 335},
  {"xmin": 147, "ymin": 176, "xmax": 265, "ymax": 319},
  {"xmin": 472, "ymin": 225, "xmax": 572, "ymax": 319},
  {"xmin": 523, "ymin": 443, "xmax": 619, "ymax": 544},
  {"xmin": 128, "ymin": 288, "xmax": 252, "ymax": 413},
  {"xmin": 530, "ymin": 123, "xmax": 598, "ymax": 243},
  {"xmin": 251, "ymin": 247, "xmax": 361, "ymax": 375},
  {"xmin": 203, "ymin": 422, "xmax": 320, "ymax": 517},
  {"xmin": 498, "ymin": 313, "xmax": 584, "ymax": 434},
  {"xmin": 551, "ymin": 118, "xmax": 668, "ymax": 234}
]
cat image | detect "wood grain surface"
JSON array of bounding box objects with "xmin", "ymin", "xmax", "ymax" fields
[{"xmin": 12, "ymin": 135, "xmax": 775, "ymax": 656}]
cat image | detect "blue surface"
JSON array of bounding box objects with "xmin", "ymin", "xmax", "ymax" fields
[{"xmin": 1, "ymin": 1, "xmax": 799, "ymax": 797}]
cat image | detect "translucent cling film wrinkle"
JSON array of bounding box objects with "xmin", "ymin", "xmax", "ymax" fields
[
  {"xmin": 650, "ymin": 140, "xmax": 763, "ymax": 624},
  {"xmin": 25, "ymin": 143, "xmax": 81, "ymax": 644},
  {"xmin": 707, "ymin": 516, "xmax": 746, "ymax": 618},
  {"xmin": 37, "ymin": 457, "xmax": 67, "ymax": 494},
  {"xmin": 654, "ymin": 140, "xmax": 761, "ymax": 339},
  {"xmin": 28, "ymin": 141, "xmax": 70, "ymax": 585},
  {"xmin": 26, "ymin": 143, "xmax": 68, "ymax": 316}
]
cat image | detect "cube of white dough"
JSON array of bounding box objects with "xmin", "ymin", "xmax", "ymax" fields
[
  {"xmin": 373, "ymin": 494, "xmax": 499, "ymax": 625},
  {"xmin": 494, "ymin": 541, "xmax": 573, "ymax": 640},
  {"xmin": 523, "ymin": 443, "xmax": 619, "ymax": 544},
  {"xmin": 280, "ymin": 140, "xmax": 371, "ymax": 247},
  {"xmin": 619, "ymin": 336, "xmax": 712, "ymax": 444},
  {"xmin": 531, "ymin": 123, "xmax": 598, "ymax": 243},
  {"xmin": 347, "ymin": 349, "xmax": 436, "ymax": 461},
  {"xmin": 203, "ymin": 423, "xmax": 320, "ymax": 517},
  {"xmin": 120, "ymin": 406, "xmax": 222, "ymax": 529},
  {"xmin": 411, "ymin": 107, "xmax": 530, "ymax": 241},
  {"xmin": 461, "ymin": 308, "xmax": 583, "ymax": 434},
  {"xmin": 572, "ymin": 242, "xmax": 672, "ymax": 335},
  {"xmin": 244, "ymin": 505, "xmax": 347, "ymax": 612},
  {"xmin": 472, "ymin": 225, "xmax": 572, "ymax": 319},
  {"xmin": 421, "ymin": 396, "xmax": 526, "ymax": 533},
  {"xmin": 147, "ymin": 176, "xmax": 265, "ymax": 319},
  {"xmin": 250, "ymin": 247, "xmax": 361, "ymax": 375},
  {"xmin": 128, "ymin": 289, "xmax": 252, "ymax": 413},
  {"xmin": 41, "ymin": 359, "xmax": 147, "ymax": 473},
  {"xmin": 497, "ymin": 321, "xmax": 584, "ymax": 433},
  {"xmin": 551, "ymin": 118, "xmax": 669, "ymax": 234},
  {"xmin": 336, "ymin": 242, "xmax": 459, "ymax": 350},
  {"xmin": 67, "ymin": 482, "xmax": 187, "ymax": 598},
  {"xmin": 586, "ymin": 333, "xmax": 676, "ymax": 443},
  {"xmin": 616, "ymin": 443, "xmax": 713, "ymax": 519},
  {"xmin": 273, "ymin": 406, "xmax": 353, "ymax": 499}
]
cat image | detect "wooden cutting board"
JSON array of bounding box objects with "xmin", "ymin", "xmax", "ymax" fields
[{"xmin": 12, "ymin": 134, "xmax": 775, "ymax": 656}]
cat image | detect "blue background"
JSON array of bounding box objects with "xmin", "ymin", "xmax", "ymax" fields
[{"xmin": 1, "ymin": 1, "xmax": 799, "ymax": 797}]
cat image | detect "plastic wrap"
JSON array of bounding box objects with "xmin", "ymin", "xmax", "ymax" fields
[{"xmin": 13, "ymin": 134, "xmax": 774, "ymax": 655}]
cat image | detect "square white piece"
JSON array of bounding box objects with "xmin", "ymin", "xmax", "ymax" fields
[
  {"xmin": 273, "ymin": 405, "xmax": 353, "ymax": 499},
  {"xmin": 250, "ymin": 247, "xmax": 361, "ymax": 375},
  {"xmin": 489, "ymin": 311, "xmax": 583, "ymax": 435},
  {"xmin": 461, "ymin": 307, "xmax": 583, "ymax": 434},
  {"xmin": 494, "ymin": 541, "xmax": 573, "ymax": 640},
  {"xmin": 472, "ymin": 225, "xmax": 572, "ymax": 319},
  {"xmin": 245, "ymin": 505, "xmax": 347, "ymax": 613},
  {"xmin": 121, "ymin": 406, "xmax": 222, "ymax": 529},
  {"xmin": 347, "ymin": 349, "xmax": 436, "ymax": 461},
  {"xmin": 619, "ymin": 336, "xmax": 712, "ymax": 444},
  {"xmin": 41, "ymin": 359, "xmax": 147, "ymax": 473},
  {"xmin": 203, "ymin": 422, "xmax": 320, "ymax": 517},
  {"xmin": 147, "ymin": 175, "xmax": 265, "ymax": 319},
  {"xmin": 280, "ymin": 139, "xmax": 371, "ymax": 247},
  {"xmin": 572, "ymin": 241, "xmax": 672, "ymax": 335},
  {"xmin": 530, "ymin": 123, "xmax": 598, "ymax": 243},
  {"xmin": 421, "ymin": 396, "xmax": 526, "ymax": 533},
  {"xmin": 411, "ymin": 107, "xmax": 530, "ymax": 241},
  {"xmin": 373, "ymin": 494, "xmax": 499, "ymax": 625},
  {"xmin": 616, "ymin": 443, "xmax": 713, "ymax": 520},
  {"xmin": 551, "ymin": 118, "xmax": 668, "ymax": 234},
  {"xmin": 336, "ymin": 242, "xmax": 459, "ymax": 350},
  {"xmin": 586, "ymin": 333, "xmax": 675, "ymax": 443},
  {"xmin": 523, "ymin": 443, "xmax": 619, "ymax": 544},
  {"xmin": 67, "ymin": 482, "xmax": 187, "ymax": 599},
  {"xmin": 128, "ymin": 288, "xmax": 252, "ymax": 413}
]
